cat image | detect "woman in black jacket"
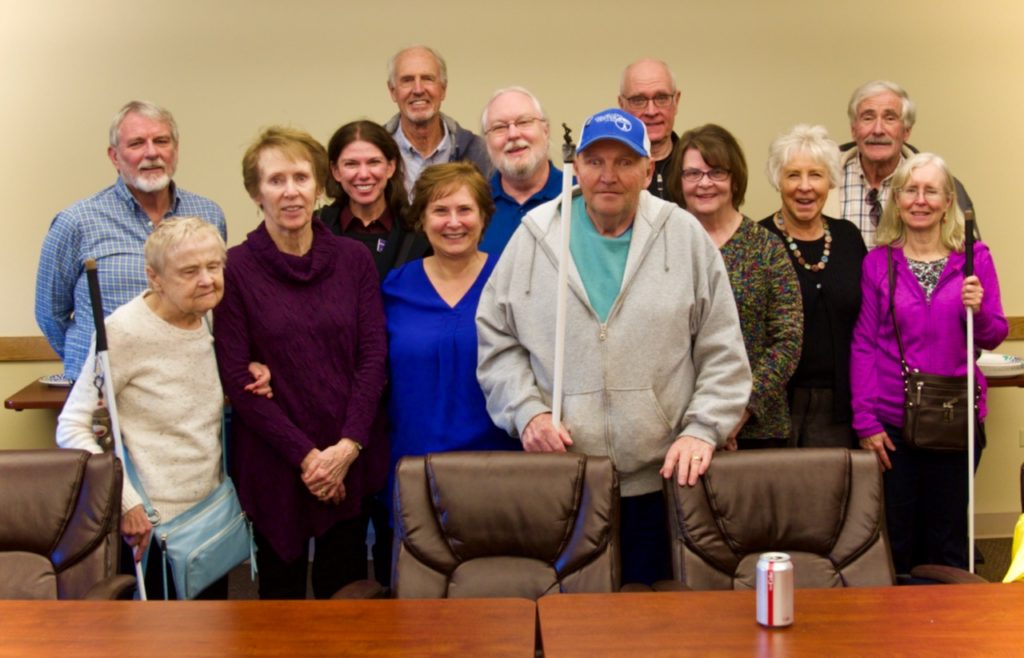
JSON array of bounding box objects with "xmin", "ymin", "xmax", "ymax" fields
[{"xmin": 320, "ymin": 120, "xmax": 428, "ymax": 279}]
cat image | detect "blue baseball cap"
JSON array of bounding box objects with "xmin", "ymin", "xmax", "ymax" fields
[{"xmin": 577, "ymin": 108, "xmax": 651, "ymax": 158}]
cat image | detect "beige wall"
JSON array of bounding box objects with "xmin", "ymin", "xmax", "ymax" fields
[{"xmin": 2, "ymin": 0, "xmax": 1023, "ymax": 531}]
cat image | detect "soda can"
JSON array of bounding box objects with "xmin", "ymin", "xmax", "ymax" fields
[{"xmin": 756, "ymin": 552, "xmax": 794, "ymax": 627}]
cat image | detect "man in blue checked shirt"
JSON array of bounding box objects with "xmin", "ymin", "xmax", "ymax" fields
[{"xmin": 35, "ymin": 100, "xmax": 226, "ymax": 380}]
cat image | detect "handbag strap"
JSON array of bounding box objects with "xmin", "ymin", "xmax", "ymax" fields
[
  {"xmin": 886, "ymin": 247, "xmax": 912, "ymax": 375},
  {"xmin": 122, "ymin": 414, "xmax": 229, "ymax": 600},
  {"xmin": 121, "ymin": 315, "xmax": 233, "ymax": 599},
  {"xmin": 122, "ymin": 413, "xmax": 229, "ymax": 522}
]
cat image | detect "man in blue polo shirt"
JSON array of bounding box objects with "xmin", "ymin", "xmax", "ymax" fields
[{"xmin": 478, "ymin": 87, "xmax": 563, "ymax": 255}]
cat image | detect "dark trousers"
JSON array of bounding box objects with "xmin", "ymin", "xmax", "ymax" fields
[
  {"xmin": 882, "ymin": 423, "xmax": 985, "ymax": 574},
  {"xmin": 620, "ymin": 491, "xmax": 671, "ymax": 586},
  {"xmin": 120, "ymin": 538, "xmax": 229, "ymax": 600},
  {"xmin": 254, "ymin": 515, "xmax": 367, "ymax": 599},
  {"xmin": 789, "ymin": 387, "xmax": 857, "ymax": 448},
  {"xmin": 363, "ymin": 491, "xmax": 393, "ymax": 587},
  {"xmin": 736, "ymin": 438, "xmax": 789, "ymax": 450}
]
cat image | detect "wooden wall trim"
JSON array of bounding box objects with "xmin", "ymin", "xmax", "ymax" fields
[
  {"xmin": 0, "ymin": 337, "xmax": 59, "ymax": 362},
  {"xmin": 1009, "ymin": 317, "xmax": 1024, "ymax": 342},
  {"xmin": 0, "ymin": 316, "xmax": 1021, "ymax": 362}
]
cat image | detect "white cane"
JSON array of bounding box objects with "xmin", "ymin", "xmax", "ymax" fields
[
  {"xmin": 551, "ymin": 124, "xmax": 576, "ymax": 430},
  {"xmin": 85, "ymin": 259, "xmax": 148, "ymax": 600},
  {"xmin": 964, "ymin": 210, "xmax": 977, "ymax": 573}
]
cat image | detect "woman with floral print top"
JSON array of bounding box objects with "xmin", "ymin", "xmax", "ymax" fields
[{"xmin": 666, "ymin": 124, "xmax": 802, "ymax": 449}]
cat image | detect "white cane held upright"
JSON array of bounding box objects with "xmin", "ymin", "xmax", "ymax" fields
[
  {"xmin": 964, "ymin": 210, "xmax": 976, "ymax": 573},
  {"xmin": 551, "ymin": 124, "xmax": 576, "ymax": 430},
  {"xmin": 85, "ymin": 259, "xmax": 148, "ymax": 600}
]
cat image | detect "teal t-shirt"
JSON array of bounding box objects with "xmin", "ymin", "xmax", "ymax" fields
[{"xmin": 569, "ymin": 195, "xmax": 633, "ymax": 322}]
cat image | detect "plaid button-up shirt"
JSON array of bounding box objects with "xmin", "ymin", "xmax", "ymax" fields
[
  {"xmin": 838, "ymin": 151, "xmax": 904, "ymax": 250},
  {"xmin": 35, "ymin": 177, "xmax": 226, "ymax": 379}
]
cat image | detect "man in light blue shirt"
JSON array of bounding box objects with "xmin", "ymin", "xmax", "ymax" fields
[
  {"xmin": 479, "ymin": 87, "xmax": 563, "ymax": 255},
  {"xmin": 35, "ymin": 100, "xmax": 226, "ymax": 380}
]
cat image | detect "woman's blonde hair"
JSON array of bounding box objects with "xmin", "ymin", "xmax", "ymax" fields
[
  {"xmin": 875, "ymin": 152, "xmax": 964, "ymax": 252},
  {"xmin": 144, "ymin": 216, "xmax": 225, "ymax": 274},
  {"xmin": 241, "ymin": 126, "xmax": 328, "ymax": 200}
]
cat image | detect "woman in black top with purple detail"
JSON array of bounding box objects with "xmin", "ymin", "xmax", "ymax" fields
[
  {"xmin": 319, "ymin": 121, "xmax": 429, "ymax": 279},
  {"xmin": 317, "ymin": 120, "xmax": 429, "ymax": 592}
]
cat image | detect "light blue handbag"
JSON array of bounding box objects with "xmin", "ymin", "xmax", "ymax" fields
[{"xmin": 125, "ymin": 420, "xmax": 256, "ymax": 599}]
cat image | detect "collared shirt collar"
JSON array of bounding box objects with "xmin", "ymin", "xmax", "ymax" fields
[
  {"xmin": 393, "ymin": 120, "xmax": 452, "ymax": 160},
  {"xmin": 339, "ymin": 205, "xmax": 394, "ymax": 234},
  {"xmin": 491, "ymin": 161, "xmax": 562, "ymax": 204},
  {"xmin": 113, "ymin": 176, "xmax": 181, "ymax": 221}
]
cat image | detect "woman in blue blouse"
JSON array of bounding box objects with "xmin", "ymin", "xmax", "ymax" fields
[{"xmin": 382, "ymin": 162, "xmax": 519, "ymax": 505}]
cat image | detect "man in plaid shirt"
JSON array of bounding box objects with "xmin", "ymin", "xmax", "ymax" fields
[
  {"xmin": 35, "ymin": 100, "xmax": 226, "ymax": 380},
  {"xmin": 827, "ymin": 80, "xmax": 975, "ymax": 248}
]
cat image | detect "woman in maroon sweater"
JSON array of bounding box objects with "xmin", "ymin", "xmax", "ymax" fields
[{"xmin": 214, "ymin": 126, "xmax": 387, "ymax": 599}]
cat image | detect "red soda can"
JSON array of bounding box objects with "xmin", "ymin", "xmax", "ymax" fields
[{"xmin": 756, "ymin": 552, "xmax": 794, "ymax": 627}]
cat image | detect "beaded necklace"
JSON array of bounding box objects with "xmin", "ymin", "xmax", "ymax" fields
[{"xmin": 774, "ymin": 212, "xmax": 831, "ymax": 272}]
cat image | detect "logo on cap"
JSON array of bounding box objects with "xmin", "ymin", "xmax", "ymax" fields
[{"xmin": 592, "ymin": 112, "xmax": 634, "ymax": 132}]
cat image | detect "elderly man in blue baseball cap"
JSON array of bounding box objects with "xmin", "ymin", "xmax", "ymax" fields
[{"xmin": 475, "ymin": 107, "xmax": 752, "ymax": 585}]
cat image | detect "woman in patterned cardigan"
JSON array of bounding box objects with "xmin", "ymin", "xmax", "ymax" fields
[{"xmin": 666, "ymin": 124, "xmax": 802, "ymax": 449}]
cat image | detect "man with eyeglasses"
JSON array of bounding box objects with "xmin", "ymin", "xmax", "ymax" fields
[
  {"xmin": 829, "ymin": 80, "xmax": 976, "ymax": 248},
  {"xmin": 383, "ymin": 45, "xmax": 492, "ymax": 197},
  {"xmin": 478, "ymin": 87, "xmax": 564, "ymax": 255},
  {"xmin": 618, "ymin": 58, "xmax": 681, "ymax": 199},
  {"xmin": 476, "ymin": 108, "xmax": 751, "ymax": 585}
]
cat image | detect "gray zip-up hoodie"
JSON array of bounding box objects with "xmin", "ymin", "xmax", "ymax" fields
[{"xmin": 476, "ymin": 189, "xmax": 752, "ymax": 496}]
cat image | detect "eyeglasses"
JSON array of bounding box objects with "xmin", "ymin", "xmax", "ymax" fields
[
  {"xmin": 485, "ymin": 117, "xmax": 545, "ymax": 137},
  {"xmin": 866, "ymin": 188, "xmax": 881, "ymax": 226},
  {"xmin": 897, "ymin": 186, "xmax": 946, "ymax": 202},
  {"xmin": 681, "ymin": 167, "xmax": 730, "ymax": 183},
  {"xmin": 623, "ymin": 94, "xmax": 676, "ymax": 110}
]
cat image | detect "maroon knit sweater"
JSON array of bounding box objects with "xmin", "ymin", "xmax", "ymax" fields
[{"xmin": 214, "ymin": 219, "xmax": 387, "ymax": 562}]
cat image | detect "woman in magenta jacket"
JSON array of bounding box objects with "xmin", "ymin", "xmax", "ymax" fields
[{"xmin": 850, "ymin": 153, "xmax": 1007, "ymax": 574}]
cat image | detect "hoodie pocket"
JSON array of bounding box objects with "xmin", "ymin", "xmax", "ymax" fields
[
  {"xmin": 561, "ymin": 389, "xmax": 607, "ymax": 457},
  {"xmin": 562, "ymin": 387, "xmax": 674, "ymax": 477},
  {"xmin": 606, "ymin": 388, "xmax": 674, "ymax": 476}
]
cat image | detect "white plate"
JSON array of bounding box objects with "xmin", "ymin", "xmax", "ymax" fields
[
  {"xmin": 978, "ymin": 352, "xmax": 1024, "ymax": 378},
  {"xmin": 38, "ymin": 374, "xmax": 73, "ymax": 387}
]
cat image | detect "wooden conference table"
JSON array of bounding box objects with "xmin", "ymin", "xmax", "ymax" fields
[
  {"xmin": 538, "ymin": 583, "xmax": 1024, "ymax": 657},
  {"xmin": 0, "ymin": 598, "xmax": 536, "ymax": 658}
]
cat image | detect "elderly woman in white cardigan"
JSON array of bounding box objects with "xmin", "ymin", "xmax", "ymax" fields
[{"xmin": 56, "ymin": 216, "xmax": 264, "ymax": 599}]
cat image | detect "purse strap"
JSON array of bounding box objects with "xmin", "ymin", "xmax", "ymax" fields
[
  {"xmin": 119, "ymin": 314, "xmax": 234, "ymax": 599},
  {"xmin": 122, "ymin": 414, "xmax": 229, "ymax": 524},
  {"xmin": 886, "ymin": 247, "xmax": 913, "ymax": 376},
  {"xmin": 122, "ymin": 413, "xmax": 229, "ymax": 600}
]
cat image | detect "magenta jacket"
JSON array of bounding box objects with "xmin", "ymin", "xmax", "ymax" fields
[{"xmin": 850, "ymin": 243, "xmax": 1007, "ymax": 438}]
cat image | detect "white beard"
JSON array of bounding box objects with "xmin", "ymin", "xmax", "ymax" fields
[
  {"xmin": 128, "ymin": 171, "xmax": 172, "ymax": 193},
  {"xmin": 496, "ymin": 140, "xmax": 545, "ymax": 181}
]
